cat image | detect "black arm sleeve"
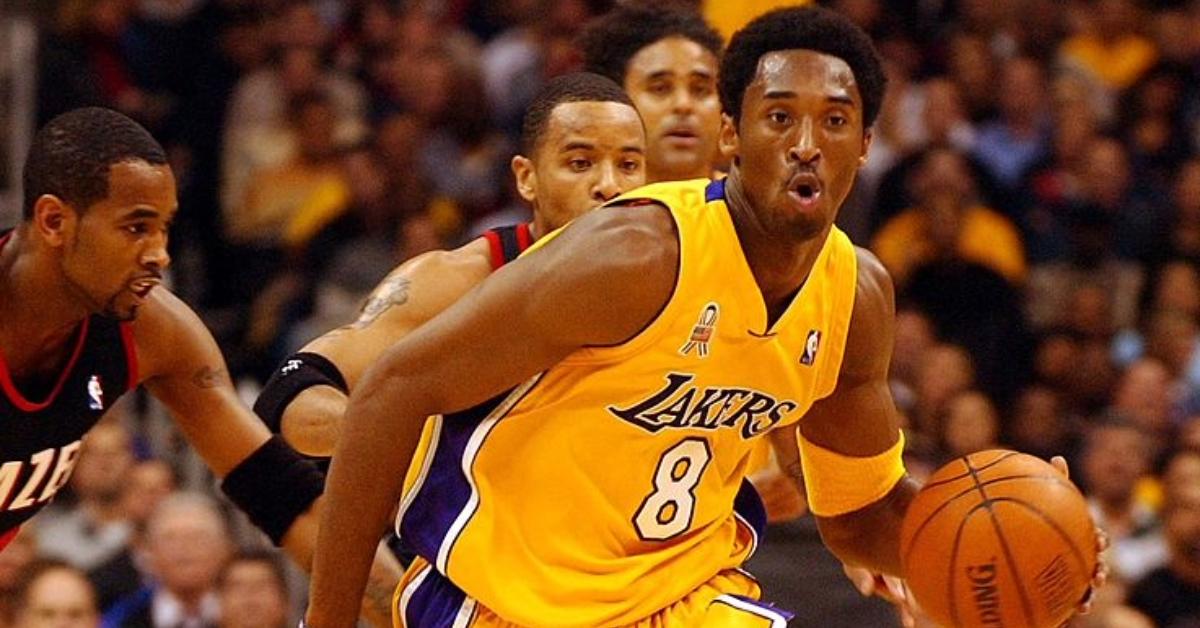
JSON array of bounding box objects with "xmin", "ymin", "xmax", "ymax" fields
[{"xmin": 253, "ymin": 352, "xmax": 349, "ymax": 433}]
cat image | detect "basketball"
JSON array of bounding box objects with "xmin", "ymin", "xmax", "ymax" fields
[{"xmin": 899, "ymin": 450, "xmax": 1097, "ymax": 628}]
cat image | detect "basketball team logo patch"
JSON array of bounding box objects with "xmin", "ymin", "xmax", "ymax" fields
[
  {"xmin": 87, "ymin": 375, "xmax": 104, "ymax": 411},
  {"xmin": 799, "ymin": 330, "xmax": 821, "ymax": 366},
  {"xmin": 679, "ymin": 302, "xmax": 719, "ymax": 357}
]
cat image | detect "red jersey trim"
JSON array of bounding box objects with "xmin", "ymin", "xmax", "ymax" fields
[
  {"xmin": 515, "ymin": 223, "xmax": 533, "ymax": 251},
  {"xmin": 119, "ymin": 322, "xmax": 139, "ymax": 390},
  {"xmin": 0, "ymin": 318, "xmax": 92, "ymax": 412},
  {"xmin": 483, "ymin": 230, "xmax": 506, "ymax": 271},
  {"xmin": 0, "ymin": 526, "xmax": 19, "ymax": 552}
]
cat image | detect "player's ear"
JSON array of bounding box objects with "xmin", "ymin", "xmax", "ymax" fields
[
  {"xmin": 511, "ymin": 155, "xmax": 537, "ymax": 204},
  {"xmin": 32, "ymin": 195, "xmax": 75, "ymax": 248},
  {"xmin": 718, "ymin": 114, "xmax": 739, "ymax": 166},
  {"xmin": 859, "ymin": 128, "xmax": 873, "ymax": 166}
]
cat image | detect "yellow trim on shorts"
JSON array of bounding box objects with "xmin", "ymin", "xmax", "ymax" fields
[{"xmin": 798, "ymin": 430, "xmax": 906, "ymax": 517}]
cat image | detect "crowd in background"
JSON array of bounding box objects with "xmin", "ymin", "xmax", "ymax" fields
[{"xmin": 5, "ymin": 0, "xmax": 1200, "ymax": 626}]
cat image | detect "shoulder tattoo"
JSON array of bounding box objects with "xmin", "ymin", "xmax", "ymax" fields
[{"xmin": 352, "ymin": 275, "xmax": 412, "ymax": 329}]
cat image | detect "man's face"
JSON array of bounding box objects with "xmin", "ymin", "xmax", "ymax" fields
[
  {"xmin": 57, "ymin": 160, "xmax": 174, "ymax": 321},
  {"xmin": 1081, "ymin": 426, "xmax": 1149, "ymax": 503},
  {"xmin": 16, "ymin": 569, "xmax": 98, "ymax": 628},
  {"xmin": 219, "ymin": 562, "xmax": 289, "ymax": 628},
  {"xmin": 623, "ymin": 36, "xmax": 721, "ymax": 182},
  {"xmin": 724, "ymin": 50, "xmax": 870, "ymax": 241},
  {"xmin": 148, "ymin": 508, "xmax": 229, "ymax": 596},
  {"xmin": 515, "ymin": 101, "xmax": 646, "ymax": 232}
]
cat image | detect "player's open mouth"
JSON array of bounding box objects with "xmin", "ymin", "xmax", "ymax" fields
[
  {"xmin": 130, "ymin": 277, "xmax": 161, "ymax": 299},
  {"xmin": 787, "ymin": 173, "xmax": 822, "ymax": 208}
]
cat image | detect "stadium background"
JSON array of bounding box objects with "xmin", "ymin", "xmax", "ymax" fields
[{"xmin": 1, "ymin": 0, "xmax": 1199, "ymax": 626}]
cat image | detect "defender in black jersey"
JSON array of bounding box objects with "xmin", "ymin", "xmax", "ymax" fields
[
  {"xmin": 254, "ymin": 73, "xmax": 648, "ymax": 466},
  {"xmin": 0, "ymin": 107, "xmax": 400, "ymax": 625}
]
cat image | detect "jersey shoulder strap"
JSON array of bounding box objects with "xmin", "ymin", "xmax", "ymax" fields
[{"xmin": 483, "ymin": 223, "xmax": 534, "ymax": 270}]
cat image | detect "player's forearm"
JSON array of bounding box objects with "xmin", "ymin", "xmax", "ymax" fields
[
  {"xmin": 306, "ymin": 372, "xmax": 426, "ymax": 628},
  {"xmin": 284, "ymin": 500, "xmax": 402, "ymax": 627},
  {"xmin": 814, "ymin": 476, "xmax": 919, "ymax": 576}
]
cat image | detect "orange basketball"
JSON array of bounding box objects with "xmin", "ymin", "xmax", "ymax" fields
[{"xmin": 899, "ymin": 450, "xmax": 1097, "ymax": 628}]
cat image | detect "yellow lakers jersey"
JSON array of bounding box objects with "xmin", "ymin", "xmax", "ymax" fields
[{"xmin": 396, "ymin": 178, "xmax": 859, "ymax": 627}]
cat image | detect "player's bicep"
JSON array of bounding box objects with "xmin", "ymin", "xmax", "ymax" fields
[
  {"xmin": 364, "ymin": 205, "xmax": 678, "ymax": 417},
  {"xmin": 137, "ymin": 293, "xmax": 270, "ymax": 476}
]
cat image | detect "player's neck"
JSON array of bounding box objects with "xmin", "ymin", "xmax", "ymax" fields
[
  {"xmin": 648, "ymin": 163, "xmax": 710, "ymax": 184},
  {"xmin": 0, "ymin": 230, "xmax": 92, "ymax": 364},
  {"xmin": 723, "ymin": 167, "xmax": 829, "ymax": 311}
]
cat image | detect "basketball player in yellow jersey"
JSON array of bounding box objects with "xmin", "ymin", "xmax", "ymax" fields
[
  {"xmin": 578, "ymin": 5, "xmax": 807, "ymax": 522},
  {"xmin": 306, "ymin": 7, "xmax": 1103, "ymax": 627},
  {"xmin": 251, "ymin": 73, "xmax": 647, "ymax": 460}
]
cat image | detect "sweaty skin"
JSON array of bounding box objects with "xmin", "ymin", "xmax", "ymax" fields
[{"xmin": 0, "ymin": 161, "xmax": 401, "ymax": 626}]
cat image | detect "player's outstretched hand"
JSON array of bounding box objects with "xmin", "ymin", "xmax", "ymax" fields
[
  {"xmin": 1049, "ymin": 455, "xmax": 1110, "ymax": 619},
  {"xmin": 842, "ymin": 564, "xmax": 916, "ymax": 628}
]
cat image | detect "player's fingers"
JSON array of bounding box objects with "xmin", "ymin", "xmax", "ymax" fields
[
  {"xmin": 1092, "ymin": 557, "xmax": 1109, "ymax": 589},
  {"xmin": 1050, "ymin": 455, "xmax": 1069, "ymax": 479},
  {"xmin": 1096, "ymin": 527, "xmax": 1110, "ymax": 553}
]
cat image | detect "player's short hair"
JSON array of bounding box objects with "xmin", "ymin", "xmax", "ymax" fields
[
  {"xmin": 22, "ymin": 107, "xmax": 167, "ymax": 220},
  {"xmin": 578, "ymin": 3, "xmax": 723, "ymax": 86},
  {"xmin": 718, "ymin": 6, "xmax": 886, "ymax": 128},
  {"xmin": 520, "ymin": 72, "xmax": 636, "ymax": 155}
]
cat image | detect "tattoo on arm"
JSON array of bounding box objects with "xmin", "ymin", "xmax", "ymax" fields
[
  {"xmin": 352, "ymin": 276, "xmax": 412, "ymax": 329},
  {"xmin": 191, "ymin": 365, "xmax": 229, "ymax": 389}
]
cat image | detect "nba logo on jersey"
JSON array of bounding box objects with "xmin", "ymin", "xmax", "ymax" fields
[
  {"xmin": 800, "ymin": 330, "xmax": 821, "ymax": 366},
  {"xmin": 87, "ymin": 375, "xmax": 104, "ymax": 411},
  {"xmin": 679, "ymin": 303, "xmax": 719, "ymax": 357}
]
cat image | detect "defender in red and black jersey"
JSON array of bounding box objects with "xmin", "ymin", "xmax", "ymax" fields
[
  {"xmin": 0, "ymin": 107, "xmax": 401, "ymax": 625},
  {"xmin": 253, "ymin": 73, "xmax": 648, "ymax": 464},
  {"xmin": 0, "ymin": 231, "xmax": 137, "ymax": 548}
]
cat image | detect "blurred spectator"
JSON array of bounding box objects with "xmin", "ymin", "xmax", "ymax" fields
[
  {"xmin": 36, "ymin": 421, "xmax": 134, "ymax": 571},
  {"xmin": 1019, "ymin": 81, "xmax": 1100, "ymax": 263},
  {"xmin": 872, "ymin": 147, "xmax": 1026, "ymax": 286},
  {"xmin": 89, "ymin": 461, "xmax": 178, "ymax": 613},
  {"xmin": 1059, "ymin": 0, "xmax": 1158, "ymax": 95},
  {"xmin": 0, "ymin": 530, "xmax": 39, "ymax": 625},
  {"xmin": 1008, "ymin": 384, "xmax": 1074, "ymax": 461},
  {"xmin": 1120, "ymin": 66, "xmax": 1190, "ymax": 180},
  {"xmin": 940, "ymin": 390, "xmax": 1002, "ymax": 461},
  {"xmin": 221, "ymin": 42, "xmax": 365, "ymax": 220},
  {"xmin": 216, "ymin": 551, "xmax": 290, "ymax": 628},
  {"xmin": 910, "ymin": 343, "xmax": 975, "ymax": 445},
  {"xmin": 1079, "ymin": 418, "xmax": 1168, "ymax": 584},
  {"xmin": 1128, "ymin": 449, "xmax": 1200, "ymax": 627},
  {"xmin": 1078, "ymin": 136, "xmax": 1171, "ymax": 264},
  {"xmin": 1170, "ymin": 159, "xmax": 1200, "ymax": 262},
  {"xmin": 945, "ymin": 31, "xmax": 999, "ymax": 123},
  {"xmin": 481, "ymin": 0, "xmax": 596, "ymax": 139},
  {"xmin": 1024, "ymin": 212, "xmax": 1145, "ymax": 333},
  {"xmin": 10, "ymin": 559, "xmax": 99, "ymax": 628},
  {"xmin": 1111, "ymin": 357, "xmax": 1176, "ymax": 445},
  {"xmin": 888, "ymin": 306, "xmax": 937, "ymax": 417},
  {"xmin": 102, "ymin": 493, "xmax": 231, "ymax": 628},
  {"xmin": 972, "ymin": 57, "xmax": 1050, "ymax": 191}
]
